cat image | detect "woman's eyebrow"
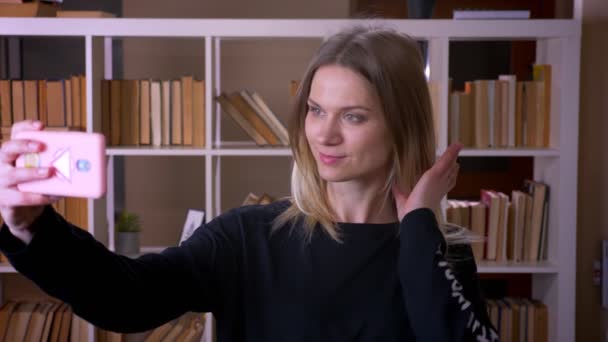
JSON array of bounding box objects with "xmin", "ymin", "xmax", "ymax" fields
[{"xmin": 307, "ymin": 98, "xmax": 371, "ymax": 112}]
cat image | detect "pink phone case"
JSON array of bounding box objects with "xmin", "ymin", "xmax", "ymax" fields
[{"xmin": 15, "ymin": 130, "xmax": 107, "ymax": 199}]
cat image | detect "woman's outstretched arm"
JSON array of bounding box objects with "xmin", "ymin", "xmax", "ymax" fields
[{"xmin": 0, "ymin": 204, "xmax": 241, "ymax": 334}]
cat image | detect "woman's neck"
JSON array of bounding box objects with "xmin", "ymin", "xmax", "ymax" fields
[{"xmin": 326, "ymin": 181, "xmax": 398, "ymax": 224}]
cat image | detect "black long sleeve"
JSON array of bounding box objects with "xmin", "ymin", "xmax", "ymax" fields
[
  {"xmin": 0, "ymin": 204, "xmax": 241, "ymax": 333},
  {"xmin": 0, "ymin": 201, "xmax": 498, "ymax": 341},
  {"xmin": 399, "ymin": 207, "xmax": 499, "ymax": 341}
]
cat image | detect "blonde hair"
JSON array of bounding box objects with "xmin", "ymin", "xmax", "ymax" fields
[{"xmin": 272, "ymin": 25, "xmax": 473, "ymax": 247}]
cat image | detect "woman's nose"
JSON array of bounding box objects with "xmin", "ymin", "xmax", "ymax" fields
[{"xmin": 316, "ymin": 116, "xmax": 342, "ymax": 145}]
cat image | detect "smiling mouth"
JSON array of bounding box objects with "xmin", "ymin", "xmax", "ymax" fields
[{"xmin": 318, "ymin": 152, "xmax": 345, "ymax": 165}]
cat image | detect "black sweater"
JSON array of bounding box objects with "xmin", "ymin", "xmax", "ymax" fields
[{"xmin": 0, "ymin": 200, "xmax": 498, "ymax": 341}]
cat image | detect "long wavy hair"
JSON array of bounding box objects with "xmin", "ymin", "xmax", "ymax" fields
[{"xmin": 272, "ymin": 25, "xmax": 471, "ymax": 246}]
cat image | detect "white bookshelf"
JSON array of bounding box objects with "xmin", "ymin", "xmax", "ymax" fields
[
  {"xmin": 458, "ymin": 148, "xmax": 561, "ymax": 157},
  {"xmin": 0, "ymin": 18, "xmax": 581, "ymax": 342},
  {"xmin": 477, "ymin": 261, "xmax": 559, "ymax": 274},
  {"xmin": 107, "ymin": 147, "xmax": 210, "ymax": 157},
  {"xmin": 0, "ymin": 265, "xmax": 15, "ymax": 273}
]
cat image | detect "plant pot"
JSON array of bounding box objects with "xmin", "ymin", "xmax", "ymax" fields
[{"xmin": 116, "ymin": 232, "xmax": 140, "ymax": 256}]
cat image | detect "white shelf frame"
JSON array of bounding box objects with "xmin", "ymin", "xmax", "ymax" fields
[
  {"xmin": 0, "ymin": 18, "xmax": 579, "ymax": 39},
  {"xmin": 0, "ymin": 18, "xmax": 581, "ymax": 342},
  {"xmin": 106, "ymin": 146, "xmax": 559, "ymax": 157},
  {"xmin": 0, "ymin": 261, "xmax": 560, "ymax": 275}
]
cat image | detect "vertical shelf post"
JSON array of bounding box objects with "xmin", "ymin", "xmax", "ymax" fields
[
  {"xmin": 213, "ymin": 37, "xmax": 222, "ymax": 219},
  {"xmin": 86, "ymin": 33, "xmax": 111, "ymax": 342}
]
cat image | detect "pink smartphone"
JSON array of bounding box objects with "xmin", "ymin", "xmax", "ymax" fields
[{"xmin": 14, "ymin": 130, "xmax": 107, "ymax": 199}]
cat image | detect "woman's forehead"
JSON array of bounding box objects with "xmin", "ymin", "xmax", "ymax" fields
[{"xmin": 309, "ymin": 65, "xmax": 380, "ymax": 108}]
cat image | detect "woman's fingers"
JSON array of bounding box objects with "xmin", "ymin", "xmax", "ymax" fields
[
  {"xmin": 1, "ymin": 120, "xmax": 46, "ymax": 164},
  {"xmin": 10, "ymin": 120, "xmax": 44, "ymax": 139},
  {"xmin": 0, "ymin": 139, "xmax": 45, "ymax": 164},
  {"xmin": 0, "ymin": 188, "xmax": 60, "ymax": 207},
  {"xmin": 447, "ymin": 163, "xmax": 459, "ymax": 190},
  {"xmin": 447, "ymin": 161, "xmax": 459, "ymax": 179},
  {"xmin": 0, "ymin": 167, "xmax": 54, "ymax": 188},
  {"xmin": 434, "ymin": 143, "xmax": 463, "ymax": 176}
]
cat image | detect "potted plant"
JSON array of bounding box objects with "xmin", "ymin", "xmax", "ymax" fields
[{"xmin": 115, "ymin": 210, "xmax": 141, "ymax": 256}]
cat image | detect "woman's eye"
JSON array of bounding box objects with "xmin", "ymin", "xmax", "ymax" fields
[
  {"xmin": 308, "ymin": 105, "xmax": 322, "ymax": 115},
  {"xmin": 344, "ymin": 113, "xmax": 365, "ymax": 123}
]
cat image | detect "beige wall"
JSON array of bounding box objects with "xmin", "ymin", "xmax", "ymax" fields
[
  {"xmin": 121, "ymin": 1, "xmax": 350, "ymax": 246},
  {"xmin": 576, "ymin": 0, "xmax": 608, "ymax": 340}
]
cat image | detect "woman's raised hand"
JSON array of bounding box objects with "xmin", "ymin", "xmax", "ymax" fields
[
  {"xmin": 0, "ymin": 120, "xmax": 59, "ymax": 243},
  {"xmin": 392, "ymin": 143, "xmax": 463, "ymax": 222}
]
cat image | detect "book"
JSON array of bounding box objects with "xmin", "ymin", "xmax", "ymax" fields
[
  {"xmin": 180, "ymin": 210, "xmax": 205, "ymax": 245},
  {"xmin": 241, "ymin": 90, "xmax": 289, "ymax": 146},
  {"xmin": 0, "ymin": 1, "xmax": 57, "ymax": 17},
  {"xmin": 242, "ymin": 192, "xmax": 260, "ymax": 206},
  {"xmin": 216, "ymin": 93, "xmax": 267, "ymax": 145},
  {"xmin": 228, "ymin": 92, "xmax": 280, "ymax": 145},
  {"xmin": 56, "ymin": 10, "xmax": 116, "ymax": 18},
  {"xmin": 453, "ymin": 10, "xmax": 531, "ymax": 20}
]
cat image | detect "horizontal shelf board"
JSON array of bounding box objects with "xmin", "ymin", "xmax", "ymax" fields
[
  {"xmin": 0, "ymin": 264, "xmax": 15, "ymax": 273},
  {"xmin": 211, "ymin": 141, "xmax": 291, "ymax": 156},
  {"xmin": 107, "ymin": 147, "xmax": 209, "ymax": 156},
  {"xmin": 456, "ymin": 148, "xmax": 560, "ymax": 157},
  {"xmin": 0, "ymin": 18, "xmax": 580, "ymax": 39},
  {"xmin": 477, "ymin": 260, "xmax": 558, "ymax": 274},
  {"xmin": 214, "ymin": 141, "xmax": 265, "ymax": 147},
  {"xmin": 107, "ymin": 146, "xmax": 292, "ymax": 156},
  {"xmin": 212, "ymin": 148, "xmax": 292, "ymax": 156},
  {"xmin": 0, "ymin": 261, "xmax": 558, "ymax": 274},
  {"xmin": 107, "ymin": 146, "xmax": 559, "ymax": 157}
]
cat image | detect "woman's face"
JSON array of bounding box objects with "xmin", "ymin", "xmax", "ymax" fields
[{"xmin": 305, "ymin": 64, "xmax": 392, "ymax": 185}]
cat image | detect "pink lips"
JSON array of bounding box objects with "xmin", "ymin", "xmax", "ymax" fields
[{"xmin": 319, "ymin": 152, "xmax": 345, "ymax": 165}]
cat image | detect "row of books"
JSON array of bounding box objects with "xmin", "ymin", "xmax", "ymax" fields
[
  {"xmin": 0, "ymin": 291, "xmax": 543, "ymax": 342},
  {"xmin": 486, "ymin": 297, "xmax": 548, "ymax": 342},
  {"xmin": 100, "ymin": 77, "xmax": 206, "ymax": 148},
  {"xmin": 0, "ymin": 125, "xmax": 85, "ymax": 146},
  {"xmin": 0, "ymin": 2, "xmax": 114, "ymax": 18},
  {"xmin": 216, "ymin": 90, "xmax": 289, "ymax": 146},
  {"xmin": 0, "ymin": 300, "xmax": 89, "ymax": 342},
  {"xmin": 0, "ymin": 68, "xmax": 550, "ymax": 151},
  {"xmin": 0, "ymin": 127, "xmax": 9, "ymax": 145},
  {"xmin": 52, "ymin": 197, "xmax": 88, "ymax": 229},
  {"xmin": 0, "ymin": 299, "xmax": 208, "ymax": 342},
  {"xmin": 0, "ymin": 76, "xmax": 87, "ymax": 131},
  {"xmin": 448, "ymin": 64, "xmax": 552, "ymax": 149},
  {"xmin": 137, "ymin": 312, "xmax": 207, "ymax": 342},
  {"xmin": 446, "ymin": 179, "xmax": 549, "ymax": 262}
]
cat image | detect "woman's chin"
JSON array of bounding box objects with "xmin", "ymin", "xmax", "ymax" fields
[{"xmin": 317, "ymin": 169, "xmax": 352, "ymax": 183}]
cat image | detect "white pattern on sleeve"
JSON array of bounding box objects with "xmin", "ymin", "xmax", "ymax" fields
[{"xmin": 437, "ymin": 250, "xmax": 499, "ymax": 342}]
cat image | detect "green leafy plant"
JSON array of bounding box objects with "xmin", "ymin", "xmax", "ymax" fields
[{"xmin": 115, "ymin": 211, "xmax": 142, "ymax": 233}]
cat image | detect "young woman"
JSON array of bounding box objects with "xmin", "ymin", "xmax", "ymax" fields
[{"xmin": 0, "ymin": 25, "xmax": 498, "ymax": 341}]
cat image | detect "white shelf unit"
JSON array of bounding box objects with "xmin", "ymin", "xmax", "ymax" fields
[{"xmin": 0, "ymin": 18, "xmax": 581, "ymax": 342}]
